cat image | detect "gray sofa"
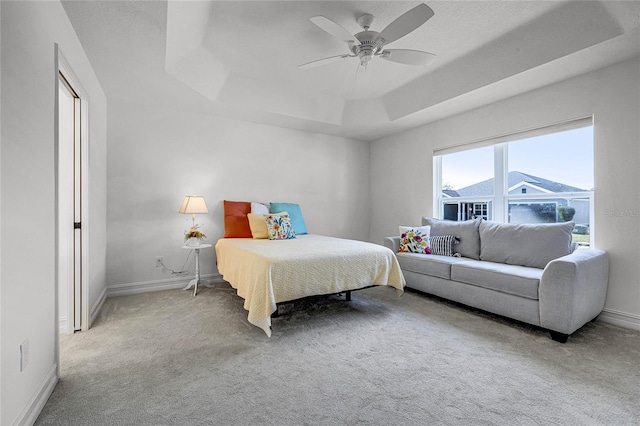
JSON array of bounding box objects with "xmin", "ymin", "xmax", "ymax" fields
[{"xmin": 385, "ymin": 217, "xmax": 609, "ymax": 342}]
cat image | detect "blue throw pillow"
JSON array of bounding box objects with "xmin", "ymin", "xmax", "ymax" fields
[{"xmin": 269, "ymin": 202, "xmax": 308, "ymax": 235}]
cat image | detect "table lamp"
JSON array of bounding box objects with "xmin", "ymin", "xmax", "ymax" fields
[{"xmin": 179, "ymin": 195, "xmax": 209, "ymax": 228}]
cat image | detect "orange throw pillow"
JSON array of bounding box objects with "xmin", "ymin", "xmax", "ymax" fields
[{"xmin": 223, "ymin": 200, "xmax": 252, "ymax": 238}]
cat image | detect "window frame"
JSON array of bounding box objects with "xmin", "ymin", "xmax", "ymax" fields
[{"xmin": 433, "ymin": 118, "xmax": 595, "ymax": 246}]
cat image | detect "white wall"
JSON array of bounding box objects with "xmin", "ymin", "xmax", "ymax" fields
[
  {"xmin": 370, "ymin": 57, "xmax": 640, "ymax": 328},
  {"xmin": 106, "ymin": 100, "xmax": 370, "ymax": 291},
  {"xmin": 0, "ymin": 1, "xmax": 107, "ymax": 424}
]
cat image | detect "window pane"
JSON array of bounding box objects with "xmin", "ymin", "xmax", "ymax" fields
[
  {"xmin": 508, "ymin": 126, "xmax": 594, "ymax": 192},
  {"xmin": 442, "ymin": 201, "xmax": 492, "ymax": 221},
  {"xmin": 441, "ymin": 146, "xmax": 494, "ymax": 197},
  {"xmin": 507, "ymin": 126, "xmax": 593, "ymax": 246},
  {"xmin": 508, "ymin": 197, "xmax": 591, "ymax": 247},
  {"xmin": 509, "ymin": 202, "xmax": 558, "ymax": 223}
]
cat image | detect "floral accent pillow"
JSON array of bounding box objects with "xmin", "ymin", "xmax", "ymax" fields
[
  {"xmin": 248, "ymin": 211, "xmax": 288, "ymax": 239},
  {"xmin": 399, "ymin": 226, "xmax": 431, "ymax": 254},
  {"xmin": 266, "ymin": 214, "xmax": 296, "ymax": 240}
]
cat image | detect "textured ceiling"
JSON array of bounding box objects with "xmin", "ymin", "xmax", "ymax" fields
[{"xmin": 62, "ymin": 1, "xmax": 640, "ymax": 141}]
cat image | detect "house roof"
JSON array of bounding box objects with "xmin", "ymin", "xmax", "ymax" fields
[
  {"xmin": 442, "ymin": 189, "xmax": 461, "ymax": 198},
  {"xmin": 452, "ymin": 171, "xmax": 588, "ymax": 197}
]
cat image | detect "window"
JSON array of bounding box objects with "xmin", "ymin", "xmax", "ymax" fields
[
  {"xmin": 435, "ymin": 119, "xmax": 594, "ymax": 246},
  {"xmin": 439, "ymin": 145, "xmax": 493, "ymax": 221}
]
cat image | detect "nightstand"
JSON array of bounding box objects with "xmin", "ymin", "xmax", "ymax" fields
[{"xmin": 181, "ymin": 243, "xmax": 212, "ymax": 296}]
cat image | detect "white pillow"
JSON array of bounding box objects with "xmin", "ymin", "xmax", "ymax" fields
[
  {"xmin": 398, "ymin": 226, "xmax": 431, "ymax": 254},
  {"xmin": 251, "ymin": 202, "xmax": 269, "ymax": 214}
]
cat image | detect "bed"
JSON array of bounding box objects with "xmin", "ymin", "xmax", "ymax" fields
[{"xmin": 215, "ymin": 234, "xmax": 405, "ymax": 336}]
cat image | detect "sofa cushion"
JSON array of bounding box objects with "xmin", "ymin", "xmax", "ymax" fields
[
  {"xmin": 451, "ymin": 260, "xmax": 543, "ymax": 300},
  {"xmin": 396, "ymin": 252, "xmax": 468, "ymax": 280},
  {"xmin": 422, "ymin": 217, "xmax": 482, "ymax": 260},
  {"xmin": 479, "ymin": 221, "xmax": 575, "ymax": 269}
]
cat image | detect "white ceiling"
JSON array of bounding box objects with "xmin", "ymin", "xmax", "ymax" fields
[{"xmin": 62, "ymin": 1, "xmax": 640, "ymax": 141}]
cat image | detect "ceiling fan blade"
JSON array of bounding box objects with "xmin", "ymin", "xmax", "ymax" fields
[
  {"xmin": 379, "ymin": 49, "xmax": 436, "ymax": 66},
  {"xmin": 310, "ymin": 16, "xmax": 360, "ymax": 45},
  {"xmin": 376, "ymin": 3, "xmax": 434, "ymax": 46},
  {"xmin": 298, "ymin": 54, "xmax": 352, "ymax": 70}
]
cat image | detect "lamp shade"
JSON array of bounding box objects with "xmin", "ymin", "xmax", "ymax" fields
[{"xmin": 179, "ymin": 195, "xmax": 209, "ymax": 215}]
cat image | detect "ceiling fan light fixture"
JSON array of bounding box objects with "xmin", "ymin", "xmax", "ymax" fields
[
  {"xmin": 352, "ymin": 35, "xmax": 382, "ymax": 67},
  {"xmin": 358, "ymin": 51, "xmax": 373, "ymax": 66}
]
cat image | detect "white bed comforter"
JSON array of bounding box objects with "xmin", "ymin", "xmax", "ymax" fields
[{"xmin": 215, "ymin": 234, "xmax": 405, "ymax": 336}]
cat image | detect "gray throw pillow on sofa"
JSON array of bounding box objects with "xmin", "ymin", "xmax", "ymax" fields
[
  {"xmin": 479, "ymin": 221, "xmax": 575, "ymax": 269},
  {"xmin": 422, "ymin": 217, "xmax": 482, "ymax": 260}
]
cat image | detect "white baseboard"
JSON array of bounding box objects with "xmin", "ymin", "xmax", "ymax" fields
[
  {"xmin": 90, "ymin": 286, "xmax": 107, "ymax": 328},
  {"xmin": 106, "ymin": 274, "xmax": 224, "ymax": 297},
  {"xmin": 58, "ymin": 317, "xmax": 67, "ymax": 334},
  {"xmin": 13, "ymin": 363, "xmax": 58, "ymax": 426},
  {"xmin": 598, "ymin": 308, "xmax": 640, "ymax": 331}
]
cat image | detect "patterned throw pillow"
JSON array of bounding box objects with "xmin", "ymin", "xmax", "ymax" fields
[
  {"xmin": 269, "ymin": 202, "xmax": 308, "ymax": 235},
  {"xmin": 399, "ymin": 226, "xmax": 431, "ymax": 254},
  {"xmin": 248, "ymin": 211, "xmax": 288, "ymax": 239},
  {"xmin": 430, "ymin": 235, "xmax": 461, "ymax": 257},
  {"xmin": 266, "ymin": 214, "xmax": 296, "ymax": 240}
]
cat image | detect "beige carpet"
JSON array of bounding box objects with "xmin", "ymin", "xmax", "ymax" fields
[{"xmin": 36, "ymin": 282, "xmax": 640, "ymax": 425}]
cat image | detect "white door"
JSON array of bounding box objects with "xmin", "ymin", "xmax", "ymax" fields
[{"xmin": 58, "ymin": 72, "xmax": 82, "ymax": 333}]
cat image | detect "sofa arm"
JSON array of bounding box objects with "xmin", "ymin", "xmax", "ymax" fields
[
  {"xmin": 384, "ymin": 236, "xmax": 400, "ymax": 253},
  {"xmin": 539, "ymin": 249, "xmax": 609, "ymax": 335}
]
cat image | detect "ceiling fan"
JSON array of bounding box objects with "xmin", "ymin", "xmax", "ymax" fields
[{"xmin": 299, "ymin": 3, "xmax": 436, "ymax": 70}]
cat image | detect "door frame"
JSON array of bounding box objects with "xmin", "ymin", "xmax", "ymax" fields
[
  {"xmin": 57, "ymin": 70, "xmax": 79, "ymax": 335},
  {"xmin": 55, "ymin": 45, "xmax": 91, "ymax": 370}
]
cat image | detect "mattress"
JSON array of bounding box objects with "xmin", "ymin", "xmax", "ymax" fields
[{"xmin": 215, "ymin": 234, "xmax": 405, "ymax": 336}]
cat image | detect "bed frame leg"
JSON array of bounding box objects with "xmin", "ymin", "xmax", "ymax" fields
[
  {"xmin": 271, "ymin": 306, "xmax": 280, "ymax": 318},
  {"xmin": 345, "ymin": 291, "xmax": 351, "ymax": 302}
]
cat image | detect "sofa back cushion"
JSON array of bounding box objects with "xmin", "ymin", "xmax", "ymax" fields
[
  {"xmin": 479, "ymin": 221, "xmax": 575, "ymax": 269},
  {"xmin": 422, "ymin": 217, "xmax": 482, "ymax": 260}
]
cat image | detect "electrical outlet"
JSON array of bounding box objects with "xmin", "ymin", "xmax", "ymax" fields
[
  {"xmin": 20, "ymin": 339, "xmax": 29, "ymax": 372},
  {"xmin": 155, "ymin": 256, "xmax": 163, "ymax": 268}
]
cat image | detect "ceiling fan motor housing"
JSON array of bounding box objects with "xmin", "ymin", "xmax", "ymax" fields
[{"xmin": 353, "ymin": 31, "xmax": 383, "ymax": 65}]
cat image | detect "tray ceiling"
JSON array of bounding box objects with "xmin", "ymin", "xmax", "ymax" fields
[{"xmin": 62, "ymin": 1, "xmax": 640, "ymax": 141}]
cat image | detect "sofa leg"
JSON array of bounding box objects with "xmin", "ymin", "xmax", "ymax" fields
[{"xmin": 550, "ymin": 331, "xmax": 569, "ymax": 343}]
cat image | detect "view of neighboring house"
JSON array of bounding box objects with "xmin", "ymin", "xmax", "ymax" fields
[{"xmin": 442, "ymin": 171, "xmax": 591, "ymax": 229}]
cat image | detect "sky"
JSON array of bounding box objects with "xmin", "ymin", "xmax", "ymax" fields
[{"xmin": 441, "ymin": 126, "xmax": 594, "ymax": 191}]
